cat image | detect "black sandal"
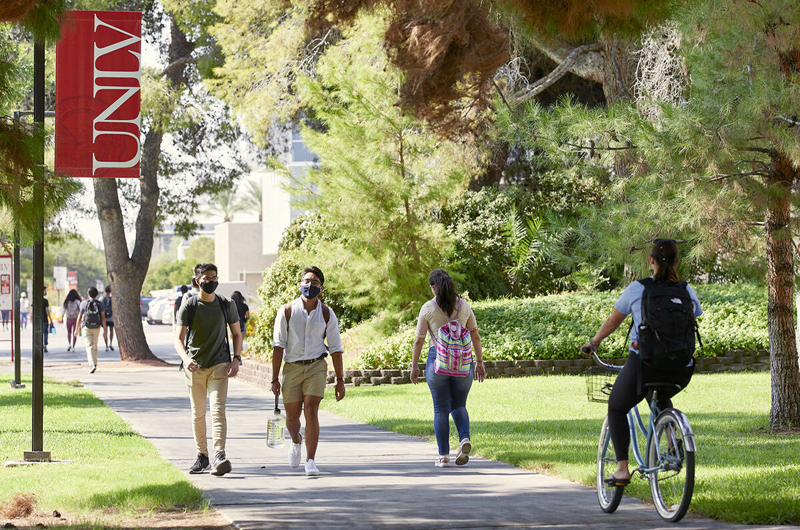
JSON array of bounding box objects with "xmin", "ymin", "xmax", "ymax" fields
[{"xmin": 604, "ymin": 474, "xmax": 631, "ymax": 487}]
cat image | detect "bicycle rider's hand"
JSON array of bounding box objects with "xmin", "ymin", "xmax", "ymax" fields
[{"xmin": 581, "ymin": 339, "xmax": 598, "ymax": 355}]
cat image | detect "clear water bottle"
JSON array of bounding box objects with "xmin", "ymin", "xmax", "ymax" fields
[{"xmin": 266, "ymin": 395, "xmax": 286, "ymax": 449}]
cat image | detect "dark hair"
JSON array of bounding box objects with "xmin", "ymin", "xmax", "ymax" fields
[
  {"xmin": 180, "ymin": 285, "xmax": 189, "ymax": 294},
  {"xmin": 105, "ymin": 285, "xmax": 111, "ymax": 294},
  {"xmin": 194, "ymin": 262, "xmax": 218, "ymax": 279},
  {"xmin": 302, "ymin": 266, "xmax": 325, "ymax": 286},
  {"xmin": 429, "ymin": 269, "xmax": 458, "ymax": 317},
  {"xmin": 63, "ymin": 289, "xmax": 81, "ymax": 308},
  {"xmin": 651, "ymin": 239, "xmax": 680, "ymax": 282},
  {"xmin": 231, "ymin": 290, "xmax": 243, "ymax": 303},
  {"xmin": 88, "ymin": 287, "xmax": 99, "ymax": 298}
]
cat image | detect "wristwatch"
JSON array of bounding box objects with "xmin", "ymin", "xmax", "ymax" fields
[{"xmin": 233, "ymin": 355, "xmax": 242, "ymax": 362}]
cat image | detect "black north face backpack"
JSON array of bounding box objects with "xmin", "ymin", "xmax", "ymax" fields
[{"xmin": 636, "ymin": 278, "xmax": 702, "ymax": 371}]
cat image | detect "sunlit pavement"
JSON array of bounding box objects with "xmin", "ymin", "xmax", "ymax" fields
[{"xmin": 1, "ymin": 323, "xmax": 797, "ymax": 530}]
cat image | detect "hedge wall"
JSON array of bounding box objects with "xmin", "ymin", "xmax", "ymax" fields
[{"xmin": 356, "ymin": 283, "xmax": 769, "ymax": 369}]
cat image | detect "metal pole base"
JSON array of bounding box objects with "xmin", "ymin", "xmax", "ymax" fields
[
  {"xmin": 9, "ymin": 381, "xmax": 26, "ymax": 389},
  {"xmin": 23, "ymin": 451, "xmax": 51, "ymax": 462}
]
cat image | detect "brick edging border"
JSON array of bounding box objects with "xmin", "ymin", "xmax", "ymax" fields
[{"xmin": 237, "ymin": 349, "xmax": 770, "ymax": 389}]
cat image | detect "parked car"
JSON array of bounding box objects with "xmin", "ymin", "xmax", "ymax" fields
[
  {"xmin": 146, "ymin": 296, "xmax": 169, "ymax": 324},
  {"xmin": 140, "ymin": 296, "xmax": 153, "ymax": 318}
]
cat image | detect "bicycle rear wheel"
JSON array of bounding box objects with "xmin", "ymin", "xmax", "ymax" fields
[
  {"xmin": 597, "ymin": 416, "xmax": 624, "ymax": 513},
  {"xmin": 647, "ymin": 409, "xmax": 695, "ymax": 522}
]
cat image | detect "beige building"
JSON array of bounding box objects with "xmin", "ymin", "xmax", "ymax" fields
[{"xmin": 214, "ymin": 128, "xmax": 315, "ymax": 303}]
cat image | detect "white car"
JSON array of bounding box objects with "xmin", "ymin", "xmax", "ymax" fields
[{"xmin": 146, "ymin": 297, "xmax": 169, "ymax": 324}]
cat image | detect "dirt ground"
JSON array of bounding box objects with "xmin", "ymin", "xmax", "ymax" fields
[{"xmin": 0, "ymin": 508, "xmax": 236, "ymax": 529}]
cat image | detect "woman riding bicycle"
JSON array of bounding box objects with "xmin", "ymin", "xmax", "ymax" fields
[{"xmin": 581, "ymin": 239, "xmax": 702, "ymax": 486}]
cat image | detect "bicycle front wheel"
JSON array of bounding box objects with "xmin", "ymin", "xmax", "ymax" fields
[
  {"xmin": 597, "ymin": 415, "xmax": 624, "ymax": 513},
  {"xmin": 647, "ymin": 409, "xmax": 695, "ymax": 522}
]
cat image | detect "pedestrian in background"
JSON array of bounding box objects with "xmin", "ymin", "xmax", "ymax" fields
[
  {"xmin": 63, "ymin": 289, "xmax": 82, "ymax": 351},
  {"xmin": 19, "ymin": 292, "xmax": 30, "ymax": 329},
  {"xmin": 41, "ymin": 287, "xmax": 52, "ymax": 352},
  {"xmin": 231, "ymin": 291, "xmax": 249, "ymax": 338},
  {"xmin": 102, "ymin": 285, "xmax": 115, "ymax": 351},
  {"xmin": 76, "ymin": 286, "xmax": 107, "ymax": 374},
  {"xmin": 411, "ymin": 269, "xmax": 486, "ymax": 468}
]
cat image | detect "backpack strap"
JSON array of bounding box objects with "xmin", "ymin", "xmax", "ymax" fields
[
  {"xmin": 183, "ymin": 295, "xmax": 198, "ymax": 351},
  {"xmin": 217, "ymin": 295, "xmax": 232, "ymax": 362}
]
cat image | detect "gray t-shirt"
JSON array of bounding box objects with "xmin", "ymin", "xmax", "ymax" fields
[{"xmin": 176, "ymin": 295, "xmax": 239, "ymax": 368}]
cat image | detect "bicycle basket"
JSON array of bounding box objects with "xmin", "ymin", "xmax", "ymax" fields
[{"xmin": 585, "ymin": 366, "xmax": 617, "ymax": 403}]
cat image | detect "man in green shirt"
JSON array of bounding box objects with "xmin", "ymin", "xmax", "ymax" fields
[{"xmin": 175, "ymin": 263, "xmax": 243, "ymax": 476}]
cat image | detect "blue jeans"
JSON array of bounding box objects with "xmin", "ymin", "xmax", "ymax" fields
[{"xmin": 426, "ymin": 346, "xmax": 474, "ymax": 455}]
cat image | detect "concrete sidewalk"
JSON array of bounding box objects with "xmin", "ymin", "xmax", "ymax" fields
[{"xmin": 3, "ymin": 329, "xmax": 796, "ymax": 530}]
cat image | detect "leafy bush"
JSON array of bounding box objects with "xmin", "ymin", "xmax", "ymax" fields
[
  {"xmin": 247, "ymin": 214, "xmax": 372, "ymax": 361},
  {"xmin": 355, "ymin": 283, "xmax": 769, "ymax": 368}
]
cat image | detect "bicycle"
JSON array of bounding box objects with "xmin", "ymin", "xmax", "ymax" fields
[{"xmin": 585, "ymin": 352, "xmax": 696, "ymax": 522}]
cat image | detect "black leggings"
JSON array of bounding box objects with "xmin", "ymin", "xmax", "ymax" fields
[{"xmin": 607, "ymin": 353, "xmax": 694, "ymax": 462}]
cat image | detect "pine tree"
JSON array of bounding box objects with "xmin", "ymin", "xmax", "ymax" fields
[{"xmin": 292, "ymin": 12, "xmax": 480, "ymax": 319}]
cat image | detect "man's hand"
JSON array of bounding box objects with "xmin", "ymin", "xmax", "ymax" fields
[
  {"xmin": 271, "ymin": 380, "xmax": 281, "ymax": 396},
  {"xmin": 186, "ymin": 359, "xmax": 200, "ymax": 373},
  {"xmin": 410, "ymin": 364, "xmax": 420, "ymax": 385},
  {"xmin": 227, "ymin": 358, "xmax": 240, "ymax": 378},
  {"xmin": 335, "ymin": 379, "xmax": 346, "ymax": 401}
]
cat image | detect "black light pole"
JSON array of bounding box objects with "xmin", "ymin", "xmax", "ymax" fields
[
  {"xmin": 25, "ymin": 38, "xmax": 50, "ymax": 462},
  {"xmin": 12, "ymin": 225, "xmax": 23, "ymax": 389},
  {"xmin": 10, "ymin": 111, "xmax": 24, "ymax": 389}
]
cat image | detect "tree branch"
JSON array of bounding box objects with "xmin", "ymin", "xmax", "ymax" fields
[
  {"xmin": 160, "ymin": 56, "xmax": 198, "ymax": 78},
  {"xmin": 527, "ymin": 34, "xmax": 605, "ymax": 83},
  {"xmin": 510, "ymin": 43, "xmax": 603, "ymax": 103}
]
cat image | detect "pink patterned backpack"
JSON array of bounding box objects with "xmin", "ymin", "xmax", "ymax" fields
[{"xmin": 433, "ymin": 299, "xmax": 472, "ymax": 377}]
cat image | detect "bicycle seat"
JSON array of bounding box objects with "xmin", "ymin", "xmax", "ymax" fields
[{"xmin": 644, "ymin": 382, "xmax": 682, "ymax": 392}]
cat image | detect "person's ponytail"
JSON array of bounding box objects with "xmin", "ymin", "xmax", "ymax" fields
[
  {"xmin": 651, "ymin": 239, "xmax": 680, "ymax": 282},
  {"xmin": 428, "ymin": 269, "xmax": 458, "ymax": 316}
]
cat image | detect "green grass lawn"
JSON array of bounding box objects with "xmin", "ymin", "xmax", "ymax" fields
[
  {"xmin": 320, "ymin": 372, "xmax": 799, "ymax": 525},
  {"xmin": 0, "ymin": 374, "xmax": 206, "ymax": 523}
]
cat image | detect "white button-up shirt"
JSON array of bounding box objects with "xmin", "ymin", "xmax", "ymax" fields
[{"xmin": 272, "ymin": 297, "xmax": 344, "ymax": 362}]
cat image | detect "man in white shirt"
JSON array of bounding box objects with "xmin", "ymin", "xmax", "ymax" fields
[{"xmin": 272, "ymin": 266, "xmax": 346, "ymax": 476}]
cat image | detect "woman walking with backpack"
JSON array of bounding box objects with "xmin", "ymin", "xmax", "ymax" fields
[
  {"xmin": 581, "ymin": 239, "xmax": 702, "ymax": 487},
  {"xmin": 63, "ymin": 289, "xmax": 82, "ymax": 351},
  {"xmin": 410, "ymin": 269, "xmax": 486, "ymax": 468}
]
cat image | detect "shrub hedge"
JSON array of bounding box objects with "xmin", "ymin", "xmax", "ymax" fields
[{"xmin": 356, "ymin": 283, "xmax": 769, "ymax": 369}]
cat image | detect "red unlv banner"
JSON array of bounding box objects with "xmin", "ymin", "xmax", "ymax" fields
[{"xmin": 55, "ymin": 11, "xmax": 142, "ymax": 178}]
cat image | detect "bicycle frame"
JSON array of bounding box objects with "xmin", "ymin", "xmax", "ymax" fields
[{"xmin": 628, "ymin": 392, "xmax": 696, "ymax": 475}]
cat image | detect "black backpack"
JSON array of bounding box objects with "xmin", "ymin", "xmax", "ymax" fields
[
  {"xmin": 102, "ymin": 295, "xmax": 112, "ymax": 319},
  {"xmin": 84, "ymin": 299, "xmax": 103, "ymax": 329},
  {"xmin": 636, "ymin": 278, "xmax": 702, "ymax": 370}
]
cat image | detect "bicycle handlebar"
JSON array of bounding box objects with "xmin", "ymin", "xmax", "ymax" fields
[{"xmin": 590, "ymin": 352, "xmax": 623, "ymax": 373}]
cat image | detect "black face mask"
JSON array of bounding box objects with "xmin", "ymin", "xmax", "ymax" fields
[
  {"xmin": 300, "ymin": 284, "xmax": 321, "ymax": 299},
  {"xmin": 200, "ymin": 281, "xmax": 218, "ymax": 294}
]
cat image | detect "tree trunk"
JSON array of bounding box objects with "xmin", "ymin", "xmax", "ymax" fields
[
  {"xmin": 94, "ymin": 127, "xmax": 163, "ymax": 362},
  {"xmin": 765, "ymin": 154, "xmax": 800, "ymax": 430},
  {"xmin": 469, "ymin": 142, "xmax": 509, "ymax": 191},
  {"xmin": 602, "ymin": 34, "xmax": 638, "ymax": 179}
]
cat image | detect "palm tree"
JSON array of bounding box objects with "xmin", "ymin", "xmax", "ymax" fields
[
  {"xmin": 239, "ymin": 179, "xmax": 263, "ymax": 221},
  {"xmin": 205, "ymin": 188, "xmax": 243, "ymax": 223}
]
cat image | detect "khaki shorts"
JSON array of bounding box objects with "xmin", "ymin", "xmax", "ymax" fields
[{"xmin": 282, "ymin": 357, "xmax": 327, "ymax": 404}]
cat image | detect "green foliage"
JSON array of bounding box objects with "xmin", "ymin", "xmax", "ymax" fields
[
  {"xmin": 356, "ymin": 283, "xmax": 769, "ymax": 369},
  {"xmin": 247, "ymin": 215, "xmax": 372, "ymax": 360},
  {"xmin": 183, "ymin": 236, "xmax": 214, "ymax": 265},
  {"xmin": 292, "ymin": 12, "xmax": 480, "ymax": 320},
  {"xmin": 143, "ymin": 260, "xmax": 193, "ymax": 295},
  {"xmin": 0, "ymin": 375, "xmax": 206, "ymax": 516},
  {"xmin": 321, "ymin": 372, "xmax": 800, "ymax": 525}
]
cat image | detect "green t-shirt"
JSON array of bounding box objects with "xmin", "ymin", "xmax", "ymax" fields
[{"xmin": 177, "ymin": 295, "xmax": 239, "ymax": 368}]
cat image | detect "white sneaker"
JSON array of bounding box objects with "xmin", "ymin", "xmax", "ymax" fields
[
  {"xmin": 288, "ymin": 440, "xmax": 302, "ymax": 468},
  {"xmin": 456, "ymin": 438, "xmax": 471, "ymax": 466},
  {"xmin": 305, "ymin": 459, "xmax": 319, "ymax": 476},
  {"xmin": 435, "ymin": 456, "xmax": 450, "ymax": 468}
]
